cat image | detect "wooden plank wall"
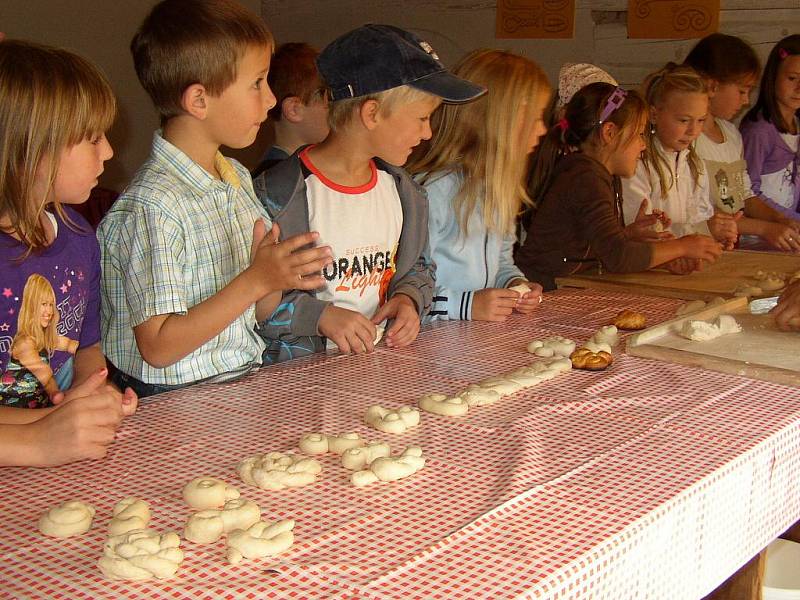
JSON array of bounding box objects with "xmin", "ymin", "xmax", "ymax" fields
[{"xmin": 261, "ymin": 0, "xmax": 799, "ymax": 89}]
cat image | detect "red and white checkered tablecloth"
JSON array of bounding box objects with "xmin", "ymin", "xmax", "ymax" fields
[{"xmin": 2, "ymin": 289, "xmax": 799, "ymax": 599}]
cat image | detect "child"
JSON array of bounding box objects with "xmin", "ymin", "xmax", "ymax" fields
[
  {"xmin": 741, "ymin": 35, "xmax": 800, "ymax": 224},
  {"xmin": 622, "ymin": 63, "xmax": 740, "ymax": 249},
  {"xmin": 406, "ymin": 49, "xmax": 547, "ymax": 322},
  {"xmin": 252, "ymin": 43, "xmax": 329, "ymax": 177},
  {"xmin": 0, "ymin": 40, "xmax": 137, "ymax": 466},
  {"xmin": 253, "ymin": 24, "xmax": 485, "ymax": 358},
  {"xmin": 98, "ymin": 0, "xmax": 332, "ymax": 398},
  {"xmin": 516, "ymin": 83, "xmax": 722, "ymax": 290},
  {"xmin": 685, "ymin": 33, "xmax": 800, "ymax": 252}
]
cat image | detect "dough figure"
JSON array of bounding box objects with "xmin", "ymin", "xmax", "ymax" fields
[
  {"xmin": 613, "ymin": 310, "xmax": 646, "ymax": 330},
  {"xmin": 39, "ymin": 500, "xmax": 95, "ymax": 538},
  {"xmin": 237, "ymin": 452, "xmax": 322, "ymax": 490},
  {"xmin": 108, "ymin": 497, "xmax": 151, "ymax": 536},
  {"xmin": 182, "ymin": 477, "xmax": 240, "ymax": 510},
  {"xmin": 226, "ymin": 518, "xmax": 295, "ymax": 565},
  {"xmin": 341, "ymin": 441, "xmax": 391, "ymax": 470},
  {"xmin": 298, "ymin": 433, "xmax": 329, "ymax": 455},
  {"xmin": 734, "ymin": 284, "xmax": 763, "ymax": 298},
  {"xmin": 364, "ymin": 404, "xmax": 420, "ymax": 434},
  {"xmin": 582, "ymin": 340, "xmax": 612, "ymax": 355},
  {"xmin": 418, "ymin": 393, "xmax": 470, "ymax": 417},
  {"xmin": 184, "ymin": 498, "xmax": 261, "ymax": 544},
  {"xmin": 327, "ymin": 432, "xmax": 365, "ymax": 455},
  {"xmin": 457, "ymin": 386, "xmax": 501, "ymax": 407},
  {"xmin": 351, "ymin": 446, "xmax": 426, "ymax": 486},
  {"xmin": 570, "ymin": 348, "xmax": 613, "ymax": 371},
  {"xmin": 476, "ymin": 376, "xmax": 525, "ymax": 396},
  {"xmin": 98, "ymin": 529, "xmax": 184, "ymax": 581},
  {"xmin": 754, "ymin": 270, "xmax": 785, "ymax": 292},
  {"xmin": 526, "ymin": 336, "xmax": 576, "ymax": 358},
  {"xmin": 589, "ymin": 325, "xmax": 619, "ymax": 347}
]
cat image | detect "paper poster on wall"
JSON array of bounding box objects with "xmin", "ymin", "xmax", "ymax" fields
[
  {"xmin": 496, "ymin": 0, "xmax": 575, "ymax": 39},
  {"xmin": 627, "ymin": 0, "xmax": 719, "ymax": 39}
]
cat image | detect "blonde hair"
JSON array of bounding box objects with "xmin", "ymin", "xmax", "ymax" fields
[
  {"xmin": 327, "ymin": 84, "xmax": 437, "ymax": 133},
  {"xmin": 13, "ymin": 274, "xmax": 58, "ymax": 357},
  {"xmin": 0, "ymin": 40, "xmax": 116, "ymax": 256},
  {"xmin": 407, "ymin": 49, "xmax": 551, "ymax": 236},
  {"xmin": 642, "ymin": 63, "xmax": 707, "ymax": 198},
  {"xmin": 131, "ymin": 0, "xmax": 274, "ymax": 122}
]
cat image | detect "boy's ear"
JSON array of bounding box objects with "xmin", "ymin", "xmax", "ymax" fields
[
  {"xmin": 706, "ymin": 78, "xmax": 719, "ymax": 97},
  {"xmin": 359, "ymin": 99, "xmax": 381, "ymax": 130},
  {"xmin": 282, "ymin": 96, "xmax": 304, "ymax": 123},
  {"xmin": 181, "ymin": 83, "xmax": 209, "ymax": 119}
]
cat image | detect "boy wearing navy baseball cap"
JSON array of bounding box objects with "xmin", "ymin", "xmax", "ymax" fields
[{"xmin": 254, "ymin": 24, "xmax": 485, "ymax": 362}]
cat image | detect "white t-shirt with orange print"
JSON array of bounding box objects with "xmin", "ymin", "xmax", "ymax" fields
[{"xmin": 301, "ymin": 148, "xmax": 403, "ymax": 343}]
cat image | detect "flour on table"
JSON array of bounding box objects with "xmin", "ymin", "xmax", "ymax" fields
[{"xmin": 680, "ymin": 315, "xmax": 742, "ymax": 341}]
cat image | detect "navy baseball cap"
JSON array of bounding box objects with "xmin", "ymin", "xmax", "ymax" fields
[{"xmin": 317, "ymin": 24, "xmax": 486, "ymax": 104}]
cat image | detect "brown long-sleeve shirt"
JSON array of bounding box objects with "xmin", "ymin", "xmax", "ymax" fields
[{"xmin": 515, "ymin": 153, "xmax": 653, "ymax": 290}]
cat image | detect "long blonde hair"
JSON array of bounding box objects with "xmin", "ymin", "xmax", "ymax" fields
[
  {"xmin": 641, "ymin": 63, "xmax": 707, "ymax": 198},
  {"xmin": 0, "ymin": 40, "xmax": 116, "ymax": 256},
  {"xmin": 407, "ymin": 49, "xmax": 551, "ymax": 236},
  {"xmin": 14, "ymin": 274, "xmax": 58, "ymax": 357}
]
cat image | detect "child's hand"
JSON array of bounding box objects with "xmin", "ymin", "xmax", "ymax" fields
[
  {"xmin": 472, "ymin": 288, "xmax": 519, "ymax": 322},
  {"xmin": 372, "ymin": 294, "xmax": 420, "ymax": 348},
  {"xmin": 708, "ymin": 211, "xmax": 741, "ymax": 250},
  {"xmin": 249, "ymin": 221, "xmax": 332, "ymax": 296},
  {"xmin": 507, "ymin": 279, "xmax": 543, "ymax": 314},
  {"xmin": 678, "ymin": 234, "xmax": 723, "ymax": 262},
  {"xmin": 663, "ymin": 257, "xmax": 704, "ymax": 275},
  {"xmin": 625, "ymin": 199, "xmax": 675, "ymax": 242},
  {"xmin": 319, "ymin": 305, "xmax": 377, "ymax": 354},
  {"xmin": 761, "ymin": 221, "xmax": 800, "ymax": 253},
  {"xmin": 29, "ymin": 391, "xmax": 126, "ymax": 466},
  {"xmin": 772, "ymin": 280, "xmax": 800, "ymax": 331}
]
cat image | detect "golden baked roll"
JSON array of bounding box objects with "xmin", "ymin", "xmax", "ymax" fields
[
  {"xmin": 613, "ymin": 309, "xmax": 646, "ymax": 330},
  {"xmin": 569, "ymin": 347, "xmax": 613, "ymax": 371}
]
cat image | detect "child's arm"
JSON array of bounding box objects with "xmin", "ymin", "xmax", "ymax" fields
[
  {"xmin": 497, "ymin": 231, "xmax": 542, "ymax": 314},
  {"xmin": 135, "ymin": 222, "xmax": 331, "ymax": 368},
  {"xmin": 54, "ymin": 337, "xmax": 79, "ymax": 354},
  {"xmin": 12, "ymin": 337, "xmax": 59, "ymax": 397},
  {"xmin": 741, "ymin": 120, "xmax": 798, "ymax": 219},
  {"xmin": 736, "ymin": 212, "xmax": 800, "ymax": 252},
  {"xmin": 707, "ymin": 210, "xmax": 742, "ymax": 250},
  {"xmin": 772, "ymin": 280, "xmax": 800, "ymax": 331}
]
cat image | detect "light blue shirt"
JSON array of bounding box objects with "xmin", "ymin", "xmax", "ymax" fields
[{"xmin": 421, "ymin": 170, "xmax": 525, "ymax": 321}]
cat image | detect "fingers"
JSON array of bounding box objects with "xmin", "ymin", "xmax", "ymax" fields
[
  {"xmin": 63, "ymin": 368, "xmax": 109, "ymax": 402},
  {"xmin": 635, "ymin": 198, "xmax": 649, "ymax": 220},
  {"xmin": 251, "ymin": 220, "xmax": 268, "ymax": 262},
  {"xmin": 386, "ymin": 314, "xmax": 419, "ymax": 348},
  {"xmin": 265, "ymin": 222, "xmax": 281, "ymax": 244},
  {"xmin": 122, "ymin": 388, "xmax": 139, "ymax": 417},
  {"xmin": 277, "ymin": 231, "xmax": 321, "ymax": 252}
]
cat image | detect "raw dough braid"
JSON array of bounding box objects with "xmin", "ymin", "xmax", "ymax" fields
[
  {"xmin": 327, "ymin": 432, "xmax": 365, "ymax": 455},
  {"xmin": 457, "ymin": 386, "xmax": 501, "ymax": 407},
  {"xmin": 570, "ymin": 348, "xmax": 613, "ymax": 371},
  {"xmin": 298, "ymin": 433, "xmax": 329, "ymax": 455},
  {"xmin": 97, "ymin": 529, "xmax": 184, "ymax": 581},
  {"xmin": 39, "ymin": 500, "xmax": 95, "ymax": 538},
  {"xmin": 184, "ymin": 498, "xmax": 261, "ymax": 544},
  {"xmin": 351, "ymin": 446, "xmax": 426, "ymax": 487},
  {"xmin": 418, "ymin": 393, "xmax": 469, "ymax": 417},
  {"xmin": 364, "ymin": 404, "xmax": 420, "ymax": 434},
  {"xmin": 182, "ymin": 477, "xmax": 240, "ymax": 510},
  {"xmin": 237, "ymin": 452, "xmax": 322, "ymax": 490},
  {"xmin": 108, "ymin": 497, "xmax": 151, "ymax": 536},
  {"xmin": 341, "ymin": 441, "xmax": 391, "ymax": 470},
  {"xmin": 613, "ymin": 309, "xmax": 646, "ymax": 330},
  {"xmin": 526, "ymin": 336, "xmax": 576, "ymax": 358},
  {"xmin": 226, "ymin": 518, "xmax": 295, "ymax": 565}
]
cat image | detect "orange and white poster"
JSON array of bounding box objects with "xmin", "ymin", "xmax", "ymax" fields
[
  {"xmin": 496, "ymin": 0, "xmax": 575, "ymax": 39},
  {"xmin": 627, "ymin": 0, "xmax": 719, "ymax": 39}
]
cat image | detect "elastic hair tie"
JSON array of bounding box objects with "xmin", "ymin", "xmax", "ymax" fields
[
  {"xmin": 779, "ymin": 48, "xmax": 790, "ymax": 60},
  {"xmin": 557, "ymin": 118, "xmax": 569, "ymax": 132}
]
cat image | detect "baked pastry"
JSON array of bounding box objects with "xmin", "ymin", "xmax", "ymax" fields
[
  {"xmin": 613, "ymin": 309, "xmax": 646, "ymax": 330},
  {"xmin": 569, "ymin": 347, "xmax": 613, "ymax": 371}
]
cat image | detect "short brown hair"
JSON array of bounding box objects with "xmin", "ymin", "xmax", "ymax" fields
[
  {"xmin": 131, "ymin": 0, "xmax": 273, "ymax": 122},
  {"xmin": 267, "ymin": 43, "xmax": 325, "ymax": 121}
]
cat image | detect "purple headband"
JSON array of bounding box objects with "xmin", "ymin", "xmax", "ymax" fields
[
  {"xmin": 779, "ymin": 48, "xmax": 790, "ymax": 60},
  {"xmin": 598, "ymin": 87, "xmax": 628, "ymax": 125}
]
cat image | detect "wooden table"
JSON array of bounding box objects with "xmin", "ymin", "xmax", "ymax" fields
[
  {"xmin": 556, "ymin": 250, "xmax": 800, "ymax": 300},
  {"xmin": 2, "ymin": 290, "xmax": 798, "ymax": 599}
]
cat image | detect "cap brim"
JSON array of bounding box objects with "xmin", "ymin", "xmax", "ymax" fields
[{"xmin": 410, "ymin": 70, "xmax": 487, "ymax": 104}]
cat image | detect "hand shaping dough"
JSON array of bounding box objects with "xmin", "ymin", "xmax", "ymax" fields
[
  {"xmin": 39, "ymin": 500, "xmax": 95, "ymax": 538},
  {"xmin": 331, "ymin": 326, "xmax": 385, "ymax": 351},
  {"xmin": 341, "ymin": 441, "xmax": 391, "ymax": 470},
  {"xmin": 755, "ymin": 270, "xmax": 785, "ymax": 292},
  {"xmin": 570, "ymin": 347, "xmax": 613, "ymax": 371},
  {"xmin": 613, "ymin": 310, "xmax": 646, "ymax": 330},
  {"xmin": 237, "ymin": 452, "xmax": 322, "ymax": 490},
  {"xmin": 108, "ymin": 498, "xmax": 151, "ymax": 536},
  {"xmin": 418, "ymin": 393, "xmax": 469, "ymax": 417},
  {"xmin": 98, "ymin": 529, "xmax": 184, "ymax": 581},
  {"xmin": 184, "ymin": 498, "xmax": 261, "ymax": 544},
  {"xmin": 508, "ymin": 283, "xmax": 531, "ymax": 295},
  {"xmin": 364, "ymin": 404, "xmax": 420, "ymax": 434},
  {"xmin": 182, "ymin": 477, "xmax": 240, "ymax": 510},
  {"xmin": 351, "ymin": 446, "xmax": 426, "ymax": 487},
  {"xmin": 226, "ymin": 519, "xmax": 295, "ymax": 565},
  {"xmin": 589, "ymin": 325, "xmax": 619, "ymax": 347},
  {"xmin": 526, "ymin": 336, "xmax": 576, "ymax": 358}
]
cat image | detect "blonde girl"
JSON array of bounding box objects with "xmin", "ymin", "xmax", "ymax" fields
[
  {"xmin": 1, "ymin": 275, "xmax": 79, "ymax": 406},
  {"xmin": 517, "ymin": 82, "xmax": 721, "ymax": 289},
  {"xmin": 0, "ymin": 40, "xmax": 137, "ymax": 467},
  {"xmin": 685, "ymin": 34, "xmax": 800, "ymax": 252},
  {"xmin": 622, "ymin": 63, "xmax": 739, "ymax": 249},
  {"xmin": 741, "ymin": 35, "xmax": 800, "ymax": 226},
  {"xmin": 406, "ymin": 49, "xmax": 548, "ymax": 322}
]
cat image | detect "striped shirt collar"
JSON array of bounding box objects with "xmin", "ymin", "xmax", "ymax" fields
[{"xmin": 152, "ymin": 130, "xmax": 241, "ymax": 194}]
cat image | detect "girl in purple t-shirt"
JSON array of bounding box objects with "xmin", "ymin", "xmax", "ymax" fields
[{"xmin": 0, "ymin": 40, "xmax": 136, "ymax": 467}]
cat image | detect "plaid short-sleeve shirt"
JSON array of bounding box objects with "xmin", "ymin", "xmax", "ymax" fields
[{"xmin": 98, "ymin": 132, "xmax": 268, "ymax": 385}]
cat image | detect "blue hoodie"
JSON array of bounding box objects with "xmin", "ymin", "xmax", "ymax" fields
[{"xmin": 421, "ymin": 170, "xmax": 526, "ymax": 322}]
